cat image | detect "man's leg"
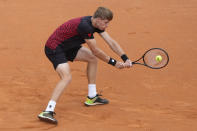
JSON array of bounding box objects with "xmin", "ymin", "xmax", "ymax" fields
[
  {"xmin": 38, "ymin": 63, "xmax": 72, "ymax": 124},
  {"xmin": 51, "ymin": 63, "xmax": 72, "ymax": 101},
  {"xmin": 74, "ymin": 47, "xmax": 109, "ymax": 106},
  {"xmin": 74, "ymin": 47, "xmax": 97, "ymax": 84}
]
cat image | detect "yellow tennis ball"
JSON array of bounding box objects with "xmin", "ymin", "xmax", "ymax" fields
[{"xmin": 156, "ymin": 55, "xmax": 162, "ymax": 62}]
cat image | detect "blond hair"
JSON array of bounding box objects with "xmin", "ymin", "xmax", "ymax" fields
[{"xmin": 93, "ymin": 7, "xmax": 113, "ymax": 21}]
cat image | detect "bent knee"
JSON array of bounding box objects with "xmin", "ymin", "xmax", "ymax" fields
[
  {"xmin": 88, "ymin": 54, "xmax": 98, "ymax": 63},
  {"xmin": 62, "ymin": 74, "xmax": 72, "ymax": 83}
]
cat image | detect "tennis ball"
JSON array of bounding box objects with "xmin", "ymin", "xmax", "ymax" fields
[{"xmin": 155, "ymin": 55, "xmax": 162, "ymax": 62}]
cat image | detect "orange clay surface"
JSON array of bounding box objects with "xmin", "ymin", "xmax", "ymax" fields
[{"xmin": 0, "ymin": 0, "xmax": 197, "ymax": 131}]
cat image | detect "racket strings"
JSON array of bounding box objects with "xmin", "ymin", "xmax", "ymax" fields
[{"xmin": 143, "ymin": 49, "xmax": 169, "ymax": 68}]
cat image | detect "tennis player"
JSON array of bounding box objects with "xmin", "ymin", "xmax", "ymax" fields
[{"xmin": 38, "ymin": 7, "xmax": 132, "ymax": 124}]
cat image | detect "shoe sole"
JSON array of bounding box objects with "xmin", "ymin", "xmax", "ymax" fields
[
  {"xmin": 38, "ymin": 115, "xmax": 58, "ymax": 124},
  {"xmin": 84, "ymin": 102, "xmax": 109, "ymax": 107}
]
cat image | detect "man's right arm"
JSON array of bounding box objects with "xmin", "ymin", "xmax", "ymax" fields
[
  {"xmin": 85, "ymin": 39, "xmax": 124, "ymax": 69},
  {"xmin": 85, "ymin": 39, "xmax": 109, "ymax": 63}
]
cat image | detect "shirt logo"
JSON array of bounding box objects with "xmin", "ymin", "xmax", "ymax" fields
[{"xmin": 88, "ymin": 33, "xmax": 92, "ymax": 37}]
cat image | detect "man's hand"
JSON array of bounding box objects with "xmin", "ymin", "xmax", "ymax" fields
[
  {"xmin": 115, "ymin": 61, "xmax": 125, "ymax": 69},
  {"xmin": 115, "ymin": 60, "xmax": 132, "ymax": 69},
  {"xmin": 124, "ymin": 59, "xmax": 132, "ymax": 68}
]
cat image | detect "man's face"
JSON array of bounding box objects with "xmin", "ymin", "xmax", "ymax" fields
[{"xmin": 96, "ymin": 18, "xmax": 110, "ymax": 30}]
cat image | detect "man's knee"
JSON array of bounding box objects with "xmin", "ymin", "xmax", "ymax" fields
[
  {"xmin": 62, "ymin": 74, "xmax": 72, "ymax": 83},
  {"xmin": 88, "ymin": 54, "xmax": 98, "ymax": 63},
  {"xmin": 56, "ymin": 63, "xmax": 72, "ymax": 82}
]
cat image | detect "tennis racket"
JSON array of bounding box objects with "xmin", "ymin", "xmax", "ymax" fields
[{"xmin": 132, "ymin": 48, "xmax": 169, "ymax": 69}]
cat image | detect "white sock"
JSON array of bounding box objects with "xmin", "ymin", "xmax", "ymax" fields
[
  {"xmin": 88, "ymin": 84, "xmax": 97, "ymax": 98},
  {"xmin": 45, "ymin": 100, "xmax": 56, "ymax": 112}
]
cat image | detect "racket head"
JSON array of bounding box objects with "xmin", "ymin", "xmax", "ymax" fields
[{"xmin": 142, "ymin": 48, "xmax": 169, "ymax": 69}]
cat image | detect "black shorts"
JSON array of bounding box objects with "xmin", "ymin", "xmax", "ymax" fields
[{"xmin": 45, "ymin": 45, "xmax": 82, "ymax": 69}]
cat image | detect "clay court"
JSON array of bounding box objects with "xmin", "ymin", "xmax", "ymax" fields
[{"xmin": 0, "ymin": 0, "xmax": 197, "ymax": 130}]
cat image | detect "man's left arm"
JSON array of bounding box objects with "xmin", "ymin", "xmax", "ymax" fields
[
  {"xmin": 99, "ymin": 32, "xmax": 124, "ymax": 56},
  {"xmin": 99, "ymin": 32, "xmax": 132, "ymax": 67}
]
